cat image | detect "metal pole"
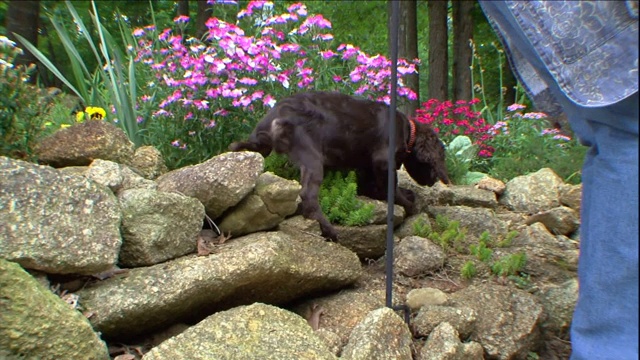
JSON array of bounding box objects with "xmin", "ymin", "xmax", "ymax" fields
[{"xmin": 385, "ymin": 0, "xmax": 400, "ymax": 309}]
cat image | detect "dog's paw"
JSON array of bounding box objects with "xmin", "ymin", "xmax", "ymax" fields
[
  {"xmin": 228, "ymin": 142, "xmax": 241, "ymax": 151},
  {"xmin": 321, "ymin": 227, "xmax": 339, "ymax": 242}
]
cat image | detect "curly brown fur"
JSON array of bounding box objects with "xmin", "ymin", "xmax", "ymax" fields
[{"xmin": 229, "ymin": 91, "xmax": 449, "ymax": 241}]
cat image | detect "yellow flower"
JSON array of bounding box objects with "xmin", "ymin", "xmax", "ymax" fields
[
  {"xmin": 86, "ymin": 106, "xmax": 106, "ymax": 120},
  {"xmin": 60, "ymin": 124, "xmax": 71, "ymax": 129},
  {"xmin": 76, "ymin": 106, "xmax": 107, "ymax": 122}
]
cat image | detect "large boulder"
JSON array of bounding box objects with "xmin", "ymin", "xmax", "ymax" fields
[
  {"xmin": 118, "ymin": 188, "xmax": 205, "ymax": 267},
  {"xmin": 500, "ymin": 168, "xmax": 564, "ymax": 214},
  {"xmin": 76, "ymin": 231, "xmax": 362, "ymax": 339},
  {"xmin": 156, "ymin": 151, "xmax": 263, "ymax": 219},
  {"xmin": 142, "ymin": 303, "xmax": 336, "ymax": 360},
  {"xmin": 219, "ymin": 172, "xmax": 300, "ymax": 237},
  {"xmin": 0, "ymin": 259, "xmax": 109, "ymax": 359},
  {"xmin": 0, "ymin": 157, "xmax": 122, "ymax": 275},
  {"xmin": 36, "ymin": 120, "xmax": 135, "ymax": 167}
]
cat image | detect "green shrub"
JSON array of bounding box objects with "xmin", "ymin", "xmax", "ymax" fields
[
  {"xmin": 469, "ymin": 241, "xmax": 493, "ymax": 263},
  {"xmin": 491, "ymin": 252, "xmax": 527, "ymax": 277},
  {"xmin": 460, "ymin": 261, "xmax": 477, "ymax": 279},
  {"xmin": 319, "ymin": 170, "xmax": 374, "ymax": 226},
  {"xmin": 429, "ymin": 216, "xmax": 466, "ymax": 252},
  {"xmin": 412, "ymin": 217, "xmax": 433, "ymax": 238},
  {"xmin": 497, "ymin": 230, "xmax": 519, "ymax": 248},
  {"xmin": 0, "ymin": 36, "xmax": 48, "ymax": 161},
  {"xmin": 264, "ymin": 153, "xmax": 299, "ymax": 181}
]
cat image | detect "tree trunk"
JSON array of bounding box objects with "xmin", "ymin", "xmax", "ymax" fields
[
  {"xmin": 6, "ymin": 0, "xmax": 40, "ymax": 83},
  {"xmin": 453, "ymin": 0, "xmax": 474, "ymax": 102},
  {"xmin": 177, "ymin": 0, "xmax": 189, "ymax": 17},
  {"xmin": 390, "ymin": 0, "xmax": 419, "ymax": 118},
  {"xmin": 195, "ymin": 0, "xmax": 212, "ymax": 39},
  {"xmin": 428, "ymin": 0, "xmax": 449, "ymax": 101}
]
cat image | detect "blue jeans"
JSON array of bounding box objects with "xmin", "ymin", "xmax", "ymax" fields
[{"xmin": 480, "ymin": 2, "xmax": 639, "ymax": 359}]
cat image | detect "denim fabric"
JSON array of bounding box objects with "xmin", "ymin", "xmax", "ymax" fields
[{"xmin": 480, "ymin": 1, "xmax": 639, "ymax": 359}]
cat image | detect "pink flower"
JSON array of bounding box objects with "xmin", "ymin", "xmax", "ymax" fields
[
  {"xmin": 263, "ymin": 94, "xmax": 277, "ymax": 107},
  {"xmin": 174, "ymin": 15, "xmax": 190, "ymax": 24},
  {"xmin": 507, "ymin": 103, "xmax": 526, "ymax": 112},
  {"xmin": 320, "ymin": 50, "xmax": 336, "ymax": 59},
  {"xmin": 133, "ymin": 28, "xmax": 145, "ymax": 37}
]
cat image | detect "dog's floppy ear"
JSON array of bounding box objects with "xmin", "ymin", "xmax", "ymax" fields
[{"xmin": 404, "ymin": 122, "xmax": 450, "ymax": 186}]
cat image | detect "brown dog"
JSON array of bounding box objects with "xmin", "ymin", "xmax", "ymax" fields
[{"xmin": 229, "ymin": 91, "xmax": 449, "ymax": 241}]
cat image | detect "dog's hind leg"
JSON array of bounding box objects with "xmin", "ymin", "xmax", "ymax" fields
[{"xmin": 288, "ymin": 136, "xmax": 338, "ymax": 242}]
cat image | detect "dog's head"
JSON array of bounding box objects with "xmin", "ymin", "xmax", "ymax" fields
[{"xmin": 403, "ymin": 122, "xmax": 450, "ymax": 186}]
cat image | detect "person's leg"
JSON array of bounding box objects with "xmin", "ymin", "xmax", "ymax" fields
[
  {"xmin": 479, "ymin": 3, "xmax": 639, "ymax": 358},
  {"xmin": 568, "ymin": 95, "xmax": 639, "ymax": 360}
]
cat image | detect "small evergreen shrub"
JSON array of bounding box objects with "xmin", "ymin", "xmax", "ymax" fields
[
  {"xmin": 319, "ymin": 170, "xmax": 374, "ymax": 226},
  {"xmin": 412, "ymin": 217, "xmax": 433, "ymax": 238},
  {"xmin": 491, "ymin": 252, "xmax": 527, "ymax": 277},
  {"xmin": 460, "ymin": 261, "xmax": 477, "ymax": 279},
  {"xmin": 469, "ymin": 241, "xmax": 493, "ymax": 263}
]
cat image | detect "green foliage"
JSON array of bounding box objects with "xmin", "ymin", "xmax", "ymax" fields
[
  {"xmin": 497, "ymin": 230, "xmax": 519, "ymax": 248},
  {"xmin": 460, "ymin": 261, "xmax": 477, "ymax": 280},
  {"xmin": 412, "ymin": 217, "xmax": 433, "ymax": 238},
  {"xmin": 0, "ymin": 37, "xmax": 48, "ymax": 160},
  {"xmin": 491, "ymin": 252, "xmax": 527, "ymax": 277},
  {"xmin": 429, "ymin": 215, "xmax": 467, "ymax": 252},
  {"xmin": 469, "ymin": 241, "xmax": 493, "ymax": 263},
  {"xmin": 16, "ymin": 0, "xmax": 142, "ymax": 146},
  {"xmin": 319, "ymin": 171, "xmax": 375, "ymax": 226},
  {"xmin": 264, "ymin": 153, "xmax": 300, "ymax": 180},
  {"xmin": 485, "ymin": 112, "xmax": 587, "ymax": 184}
]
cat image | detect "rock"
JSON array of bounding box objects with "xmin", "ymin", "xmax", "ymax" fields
[
  {"xmin": 360, "ymin": 197, "xmax": 405, "ymax": 226},
  {"xmin": 118, "ymin": 188, "xmax": 205, "ymax": 267},
  {"xmin": 418, "ymin": 322, "xmax": 484, "ymax": 360},
  {"xmin": 0, "ymin": 259, "xmax": 109, "ymax": 359},
  {"xmin": 219, "ymin": 172, "xmax": 300, "ymax": 237},
  {"xmin": 394, "ymin": 213, "xmax": 432, "ymax": 239},
  {"xmin": 405, "ymin": 288, "xmax": 449, "ymax": 311},
  {"xmin": 525, "ymin": 206, "xmax": 580, "ymax": 236},
  {"xmin": 278, "ymin": 215, "xmax": 390, "ymax": 260},
  {"xmin": 413, "ymin": 305, "xmax": 477, "ymax": 339},
  {"xmin": 428, "ymin": 205, "xmax": 509, "ymax": 240},
  {"xmin": 315, "ymin": 329, "xmax": 343, "ymax": 356},
  {"xmin": 0, "ymin": 157, "xmax": 121, "ymax": 275},
  {"xmin": 142, "ymin": 303, "xmax": 336, "ymax": 360},
  {"xmin": 129, "ymin": 145, "xmax": 168, "ymax": 180},
  {"xmin": 291, "ymin": 289, "xmax": 385, "ymax": 349},
  {"xmin": 341, "ymin": 307, "xmax": 413, "ymax": 360},
  {"xmin": 394, "ymin": 236, "xmax": 446, "ymax": 277},
  {"xmin": 513, "ymin": 223, "xmax": 578, "ymax": 283},
  {"xmin": 85, "ymin": 159, "xmax": 123, "ymax": 192},
  {"xmin": 449, "ymin": 185, "xmax": 499, "ymax": 208},
  {"xmin": 76, "ymin": 231, "xmax": 362, "ymax": 339},
  {"xmin": 156, "ymin": 151, "xmax": 263, "ymax": 219},
  {"xmin": 398, "ymin": 170, "xmax": 454, "ymax": 212},
  {"xmin": 119, "ymin": 165, "xmax": 157, "ymax": 193},
  {"xmin": 539, "ymin": 279, "xmax": 579, "ymax": 335},
  {"xmin": 500, "ymin": 168, "xmax": 564, "ymax": 213},
  {"xmin": 36, "ymin": 120, "xmax": 135, "ymax": 167},
  {"xmin": 449, "ymin": 284, "xmax": 543, "ymax": 359},
  {"xmin": 559, "ymin": 183, "xmax": 582, "ymax": 213},
  {"xmin": 475, "ymin": 176, "xmax": 506, "ymax": 195}
]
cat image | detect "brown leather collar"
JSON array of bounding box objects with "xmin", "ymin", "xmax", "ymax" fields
[{"xmin": 406, "ymin": 118, "xmax": 416, "ymax": 153}]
